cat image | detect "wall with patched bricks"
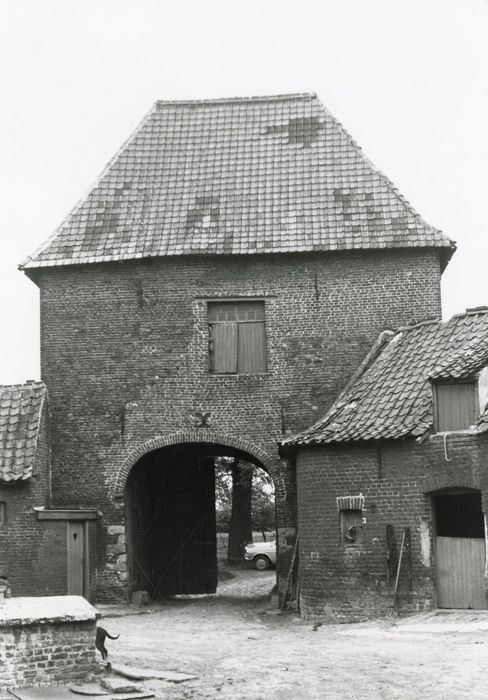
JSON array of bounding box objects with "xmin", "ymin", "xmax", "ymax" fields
[
  {"xmin": 296, "ymin": 432, "xmax": 488, "ymax": 620},
  {"xmin": 37, "ymin": 248, "xmax": 443, "ymax": 600}
]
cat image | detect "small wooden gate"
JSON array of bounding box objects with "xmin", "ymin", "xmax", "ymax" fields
[{"xmin": 436, "ymin": 536, "xmax": 487, "ymax": 609}]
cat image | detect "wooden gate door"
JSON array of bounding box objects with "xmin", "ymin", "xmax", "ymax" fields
[
  {"xmin": 154, "ymin": 455, "xmax": 217, "ymax": 595},
  {"xmin": 436, "ymin": 536, "xmax": 487, "ymax": 609},
  {"xmin": 171, "ymin": 456, "xmax": 217, "ymax": 595},
  {"xmin": 67, "ymin": 521, "xmax": 85, "ymax": 596}
]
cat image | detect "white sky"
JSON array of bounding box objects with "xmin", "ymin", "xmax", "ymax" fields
[{"xmin": 1, "ymin": 0, "xmax": 487, "ymax": 384}]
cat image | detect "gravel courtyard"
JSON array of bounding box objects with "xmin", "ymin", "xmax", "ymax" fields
[{"xmin": 97, "ymin": 569, "xmax": 488, "ymax": 700}]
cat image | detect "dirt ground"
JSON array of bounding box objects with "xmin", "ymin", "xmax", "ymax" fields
[{"xmin": 97, "ymin": 567, "xmax": 488, "ymax": 700}]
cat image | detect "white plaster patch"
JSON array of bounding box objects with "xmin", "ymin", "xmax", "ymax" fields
[
  {"xmin": 485, "ymin": 515, "xmax": 488, "ymax": 579},
  {"xmin": 478, "ymin": 366, "xmax": 488, "ymax": 413},
  {"xmin": 419, "ymin": 516, "xmax": 431, "ymax": 568}
]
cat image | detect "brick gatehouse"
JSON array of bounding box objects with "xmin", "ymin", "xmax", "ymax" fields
[{"xmin": 15, "ymin": 93, "xmax": 453, "ymax": 602}]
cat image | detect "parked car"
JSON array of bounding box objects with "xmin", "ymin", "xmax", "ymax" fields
[{"xmin": 243, "ymin": 540, "xmax": 277, "ymax": 570}]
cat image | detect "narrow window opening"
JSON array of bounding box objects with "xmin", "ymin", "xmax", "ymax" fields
[
  {"xmin": 0, "ymin": 502, "xmax": 6, "ymax": 530},
  {"xmin": 340, "ymin": 509, "xmax": 364, "ymax": 546}
]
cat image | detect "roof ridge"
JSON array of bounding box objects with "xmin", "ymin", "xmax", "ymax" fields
[
  {"xmin": 396, "ymin": 317, "xmax": 441, "ymax": 333},
  {"xmin": 452, "ymin": 307, "xmax": 488, "ymax": 319},
  {"xmin": 154, "ymin": 93, "xmax": 317, "ymax": 107}
]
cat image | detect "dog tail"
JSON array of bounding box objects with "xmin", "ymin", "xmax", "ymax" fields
[{"xmin": 105, "ymin": 632, "xmax": 120, "ymax": 640}]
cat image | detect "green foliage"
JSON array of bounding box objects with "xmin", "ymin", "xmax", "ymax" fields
[{"xmin": 215, "ymin": 457, "xmax": 275, "ymax": 535}]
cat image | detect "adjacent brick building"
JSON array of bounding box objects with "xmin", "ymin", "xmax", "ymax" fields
[
  {"xmin": 283, "ymin": 309, "xmax": 488, "ymax": 619},
  {"xmin": 0, "ymin": 381, "xmax": 98, "ymax": 599},
  {"xmin": 18, "ymin": 92, "xmax": 455, "ymax": 602},
  {"xmin": 0, "ymin": 381, "xmax": 54, "ymax": 596}
]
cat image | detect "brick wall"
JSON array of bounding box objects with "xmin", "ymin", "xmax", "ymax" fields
[
  {"xmin": 296, "ymin": 432, "xmax": 488, "ymax": 620},
  {"xmin": 0, "ymin": 402, "xmax": 68, "ymax": 596},
  {"xmin": 0, "ymin": 622, "xmax": 96, "ymax": 688},
  {"xmin": 36, "ymin": 248, "xmax": 443, "ymax": 600},
  {"xmin": 0, "ymin": 597, "xmax": 97, "ymax": 689}
]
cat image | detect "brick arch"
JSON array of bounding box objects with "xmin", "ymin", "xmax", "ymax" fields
[
  {"xmin": 422, "ymin": 471, "xmax": 479, "ymax": 495},
  {"xmin": 110, "ymin": 431, "xmax": 276, "ymax": 498}
]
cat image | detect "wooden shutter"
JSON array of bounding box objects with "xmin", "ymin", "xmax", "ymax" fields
[
  {"xmin": 435, "ymin": 382, "xmax": 477, "ymax": 432},
  {"xmin": 211, "ymin": 323, "xmax": 238, "ymax": 373},
  {"xmin": 238, "ymin": 322, "xmax": 266, "ymax": 373}
]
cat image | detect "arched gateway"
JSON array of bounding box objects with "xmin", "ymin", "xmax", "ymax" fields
[{"xmin": 117, "ymin": 433, "xmax": 276, "ymax": 598}]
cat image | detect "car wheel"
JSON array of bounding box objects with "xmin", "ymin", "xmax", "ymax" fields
[{"xmin": 254, "ymin": 555, "xmax": 271, "ymax": 571}]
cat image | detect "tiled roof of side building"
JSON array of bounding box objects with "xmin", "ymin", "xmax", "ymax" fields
[
  {"xmin": 0, "ymin": 381, "xmax": 47, "ymax": 481},
  {"xmin": 20, "ymin": 93, "xmax": 454, "ymax": 273},
  {"xmin": 282, "ymin": 309, "xmax": 488, "ymax": 447}
]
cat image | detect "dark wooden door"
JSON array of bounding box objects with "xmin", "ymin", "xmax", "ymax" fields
[
  {"xmin": 127, "ymin": 450, "xmax": 218, "ymax": 597},
  {"xmin": 143, "ymin": 454, "xmax": 217, "ymax": 596},
  {"xmin": 168, "ymin": 456, "xmax": 217, "ymax": 594},
  {"xmin": 67, "ymin": 521, "xmax": 85, "ymax": 596}
]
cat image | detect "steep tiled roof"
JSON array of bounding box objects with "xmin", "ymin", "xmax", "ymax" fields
[
  {"xmin": 0, "ymin": 382, "xmax": 47, "ymax": 481},
  {"xmin": 283, "ymin": 309, "xmax": 488, "ymax": 446},
  {"xmin": 20, "ymin": 93, "xmax": 454, "ymax": 272}
]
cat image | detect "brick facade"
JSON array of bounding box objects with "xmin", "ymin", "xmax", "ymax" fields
[
  {"xmin": 296, "ymin": 432, "xmax": 488, "ymax": 620},
  {"xmin": 36, "ymin": 247, "xmax": 443, "ymax": 601}
]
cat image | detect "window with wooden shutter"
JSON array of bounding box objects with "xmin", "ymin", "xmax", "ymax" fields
[
  {"xmin": 0, "ymin": 502, "xmax": 6, "ymax": 530},
  {"xmin": 208, "ymin": 301, "xmax": 266, "ymax": 374},
  {"xmin": 434, "ymin": 381, "xmax": 478, "ymax": 432}
]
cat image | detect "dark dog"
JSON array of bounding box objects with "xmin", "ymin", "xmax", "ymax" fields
[{"xmin": 95, "ymin": 626, "xmax": 120, "ymax": 661}]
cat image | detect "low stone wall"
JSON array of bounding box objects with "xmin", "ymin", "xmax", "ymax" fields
[{"xmin": 0, "ymin": 595, "xmax": 99, "ymax": 689}]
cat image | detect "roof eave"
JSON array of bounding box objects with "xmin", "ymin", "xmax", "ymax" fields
[
  {"xmin": 18, "ymin": 263, "xmax": 40, "ymax": 286},
  {"xmin": 439, "ymin": 240, "xmax": 457, "ymax": 273}
]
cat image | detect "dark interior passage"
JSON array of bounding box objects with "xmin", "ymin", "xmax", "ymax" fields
[
  {"xmin": 435, "ymin": 492, "xmax": 485, "ymax": 538},
  {"xmin": 126, "ymin": 447, "xmax": 217, "ymax": 597},
  {"xmin": 125, "ymin": 442, "xmax": 272, "ymax": 600}
]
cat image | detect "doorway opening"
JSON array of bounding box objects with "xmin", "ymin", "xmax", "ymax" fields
[
  {"xmin": 433, "ymin": 489, "xmax": 487, "ymax": 609},
  {"xmin": 125, "ymin": 442, "xmax": 276, "ymax": 601}
]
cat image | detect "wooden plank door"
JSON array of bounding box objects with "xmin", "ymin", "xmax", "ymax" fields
[
  {"xmin": 436, "ymin": 536, "xmax": 487, "ymax": 609},
  {"xmin": 153, "ymin": 455, "xmax": 217, "ymax": 595},
  {"xmin": 67, "ymin": 521, "xmax": 85, "ymax": 596},
  {"xmin": 170, "ymin": 456, "xmax": 217, "ymax": 594}
]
